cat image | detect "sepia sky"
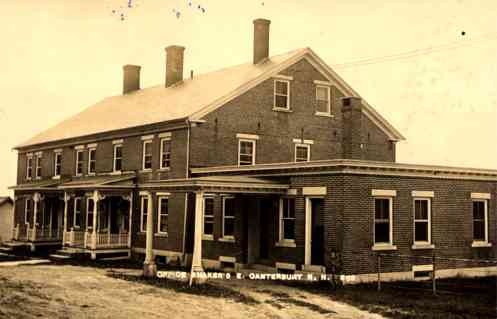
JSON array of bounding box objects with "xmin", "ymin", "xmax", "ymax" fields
[{"xmin": 1, "ymin": 0, "xmax": 496, "ymax": 195}]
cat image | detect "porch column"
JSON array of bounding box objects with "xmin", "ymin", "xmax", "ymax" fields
[
  {"xmin": 143, "ymin": 191, "xmax": 157, "ymax": 277},
  {"xmin": 11, "ymin": 196, "xmax": 17, "ymax": 240},
  {"xmin": 91, "ymin": 190, "xmax": 101, "ymax": 256},
  {"xmin": 32, "ymin": 192, "xmax": 41, "ymax": 241},
  {"xmin": 62, "ymin": 193, "xmax": 69, "ymax": 245},
  {"xmin": 127, "ymin": 193, "xmax": 133, "ymax": 248},
  {"xmin": 190, "ymin": 191, "xmax": 206, "ymax": 286},
  {"xmin": 304, "ymin": 197, "xmax": 312, "ymax": 266}
]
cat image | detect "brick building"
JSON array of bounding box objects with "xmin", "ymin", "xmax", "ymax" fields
[{"xmin": 5, "ymin": 19, "xmax": 496, "ymax": 282}]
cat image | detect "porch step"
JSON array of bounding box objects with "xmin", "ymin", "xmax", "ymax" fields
[
  {"xmin": 0, "ymin": 246, "xmax": 13, "ymax": 253},
  {"xmin": 49, "ymin": 254, "xmax": 72, "ymax": 260}
]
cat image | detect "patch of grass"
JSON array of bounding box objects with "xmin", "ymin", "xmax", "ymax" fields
[
  {"xmin": 283, "ymin": 276, "xmax": 497, "ymax": 319},
  {"xmin": 107, "ymin": 271, "xmax": 261, "ymax": 306}
]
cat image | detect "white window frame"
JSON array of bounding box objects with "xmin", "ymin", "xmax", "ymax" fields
[
  {"xmin": 86, "ymin": 197, "xmax": 94, "ymax": 230},
  {"xmin": 273, "ymin": 79, "xmax": 290, "ymax": 110},
  {"xmin": 142, "ymin": 140, "xmax": 153, "ymax": 171},
  {"xmin": 88, "ymin": 147, "xmax": 96, "ymax": 175},
  {"xmin": 203, "ymin": 196, "xmax": 215, "ymax": 239},
  {"xmin": 54, "ymin": 151, "xmax": 62, "ymax": 178},
  {"xmin": 160, "ymin": 137, "xmax": 171, "ymax": 170},
  {"xmin": 113, "ymin": 144, "xmax": 123, "ymax": 173},
  {"xmin": 413, "ymin": 198, "xmax": 431, "ymax": 245},
  {"xmin": 294, "ymin": 143, "xmax": 311, "ymax": 162},
  {"xmin": 73, "ymin": 197, "xmax": 82, "ymax": 229},
  {"xmin": 372, "ymin": 196, "xmax": 395, "ymax": 249},
  {"xmin": 279, "ymin": 197, "xmax": 296, "ymax": 242},
  {"xmin": 35, "ymin": 154, "xmax": 42, "ymax": 179},
  {"xmin": 315, "ymin": 85, "xmax": 331, "ymax": 116},
  {"xmin": 222, "ymin": 196, "xmax": 235, "ymax": 239},
  {"xmin": 75, "ymin": 149, "xmax": 84, "ymax": 176},
  {"xmin": 157, "ymin": 196, "xmax": 169, "ymax": 235},
  {"xmin": 140, "ymin": 196, "xmax": 148, "ymax": 233},
  {"xmin": 238, "ymin": 139, "xmax": 256, "ymax": 166},
  {"xmin": 472, "ymin": 199, "xmax": 489, "ymax": 245},
  {"xmin": 26, "ymin": 154, "xmax": 33, "ymax": 180}
]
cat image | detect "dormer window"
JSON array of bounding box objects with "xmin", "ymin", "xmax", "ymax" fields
[{"xmin": 273, "ymin": 79, "xmax": 290, "ymax": 110}]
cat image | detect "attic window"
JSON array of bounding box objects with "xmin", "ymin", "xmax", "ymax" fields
[
  {"xmin": 274, "ymin": 80, "xmax": 290, "ymax": 110},
  {"xmin": 315, "ymin": 85, "xmax": 331, "ymax": 115},
  {"xmin": 343, "ymin": 98, "xmax": 351, "ymax": 107}
]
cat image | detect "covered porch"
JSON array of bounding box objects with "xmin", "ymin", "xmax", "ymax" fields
[{"xmin": 58, "ymin": 175, "xmax": 135, "ymax": 259}]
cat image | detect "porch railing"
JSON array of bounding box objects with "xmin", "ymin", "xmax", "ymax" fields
[
  {"xmin": 63, "ymin": 229, "xmax": 85, "ymax": 247},
  {"xmin": 13, "ymin": 224, "xmax": 29, "ymax": 241},
  {"xmin": 12, "ymin": 224, "xmax": 63, "ymax": 242},
  {"xmin": 85, "ymin": 232, "xmax": 129, "ymax": 249}
]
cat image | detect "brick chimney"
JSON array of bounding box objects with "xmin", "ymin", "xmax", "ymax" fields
[
  {"xmin": 253, "ymin": 18, "xmax": 271, "ymax": 64},
  {"xmin": 122, "ymin": 65, "xmax": 141, "ymax": 94},
  {"xmin": 342, "ymin": 97, "xmax": 365, "ymax": 159},
  {"xmin": 165, "ymin": 45, "xmax": 185, "ymax": 87}
]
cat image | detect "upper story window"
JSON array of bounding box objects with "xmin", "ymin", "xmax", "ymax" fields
[
  {"xmin": 222, "ymin": 197, "xmax": 235, "ymax": 239},
  {"xmin": 236, "ymin": 134, "xmax": 259, "ymax": 166},
  {"xmin": 26, "ymin": 154, "xmax": 33, "ymax": 180},
  {"xmin": 88, "ymin": 146, "xmax": 96, "ymax": 175},
  {"xmin": 140, "ymin": 195, "xmax": 148, "ymax": 232},
  {"xmin": 315, "ymin": 85, "xmax": 331, "ymax": 115},
  {"xmin": 35, "ymin": 153, "xmax": 42, "ymax": 179},
  {"xmin": 203, "ymin": 196, "xmax": 214, "ymax": 237},
  {"xmin": 54, "ymin": 151, "xmax": 62, "ymax": 177},
  {"xmin": 75, "ymin": 148, "xmax": 84, "ymax": 176},
  {"xmin": 413, "ymin": 198, "xmax": 431, "ymax": 244},
  {"xmin": 157, "ymin": 196, "xmax": 169, "ymax": 234},
  {"xmin": 113, "ymin": 141, "xmax": 123, "ymax": 173},
  {"xmin": 279, "ymin": 198, "xmax": 296, "ymax": 241},
  {"xmin": 142, "ymin": 139, "xmax": 153, "ymax": 171},
  {"xmin": 160, "ymin": 135, "xmax": 171, "ymax": 170},
  {"xmin": 295, "ymin": 144, "xmax": 310, "ymax": 162},
  {"xmin": 274, "ymin": 79, "xmax": 290, "ymax": 110},
  {"xmin": 472, "ymin": 199, "xmax": 488, "ymax": 243}
]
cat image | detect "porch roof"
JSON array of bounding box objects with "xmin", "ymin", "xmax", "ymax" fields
[
  {"xmin": 139, "ymin": 176, "xmax": 289, "ymax": 194},
  {"xmin": 58, "ymin": 173, "xmax": 136, "ymax": 190},
  {"xmin": 9, "ymin": 179, "xmax": 65, "ymax": 191}
]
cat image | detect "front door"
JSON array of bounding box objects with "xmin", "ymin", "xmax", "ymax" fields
[
  {"xmin": 311, "ymin": 198, "xmax": 325, "ymax": 265},
  {"xmin": 259, "ymin": 199, "xmax": 272, "ymax": 260}
]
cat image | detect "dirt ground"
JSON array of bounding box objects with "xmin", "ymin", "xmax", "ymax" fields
[{"xmin": 0, "ymin": 264, "xmax": 383, "ymax": 319}]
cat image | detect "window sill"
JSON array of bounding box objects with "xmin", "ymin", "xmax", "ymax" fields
[
  {"xmin": 218, "ymin": 237, "xmax": 235, "ymax": 243},
  {"xmin": 88, "ymin": 173, "xmax": 96, "ymax": 176},
  {"xmin": 411, "ymin": 243, "xmax": 435, "ymax": 250},
  {"xmin": 275, "ymin": 240, "xmax": 296, "ymax": 248},
  {"xmin": 158, "ymin": 167, "xmax": 171, "ymax": 172},
  {"xmin": 110, "ymin": 171, "xmax": 122, "ymax": 176},
  {"xmin": 140, "ymin": 169, "xmax": 153, "ymax": 173},
  {"xmin": 52, "ymin": 176, "xmax": 61, "ymax": 180},
  {"xmin": 372, "ymin": 244, "xmax": 397, "ymax": 251},
  {"xmin": 272, "ymin": 107, "xmax": 293, "ymax": 113},
  {"xmin": 471, "ymin": 241, "xmax": 492, "ymax": 248},
  {"xmin": 154, "ymin": 233, "xmax": 168, "ymax": 238},
  {"xmin": 137, "ymin": 231, "xmax": 146, "ymax": 235},
  {"xmin": 314, "ymin": 112, "xmax": 334, "ymax": 118},
  {"xmin": 202, "ymin": 235, "xmax": 214, "ymax": 241}
]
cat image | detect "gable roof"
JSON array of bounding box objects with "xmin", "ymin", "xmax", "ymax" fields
[
  {"xmin": 16, "ymin": 48, "xmax": 404, "ymax": 149},
  {"xmin": 0, "ymin": 197, "xmax": 13, "ymax": 206}
]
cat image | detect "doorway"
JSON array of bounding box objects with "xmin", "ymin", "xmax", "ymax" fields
[{"xmin": 310, "ymin": 198, "xmax": 325, "ymax": 266}]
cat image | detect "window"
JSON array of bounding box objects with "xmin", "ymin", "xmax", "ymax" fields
[
  {"xmin": 160, "ymin": 138, "xmax": 171, "ymax": 169},
  {"xmin": 54, "ymin": 152, "xmax": 62, "ymax": 177},
  {"xmin": 88, "ymin": 148, "xmax": 96, "ymax": 175},
  {"xmin": 157, "ymin": 196, "xmax": 169, "ymax": 234},
  {"xmin": 414, "ymin": 198, "xmax": 431, "ymax": 244},
  {"xmin": 73, "ymin": 197, "xmax": 82, "ymax": 228},
  {"xmin": 35, "ymin": 154, "xmax": 42, "ymax": 178},
  {"xmin": 140, "ymin": 196, "xmax": 148, "ymax": 232},
  {"xmin": 222, "ymin": 197, "xmax": 235, "ymax": 238},
  {"xmin": 75, "ymin": 150, "xmax": 84, "ymax": 176},
  {"xmin": 374, "ymin": 198, "xmax": 392, "ymax": 244},
  {"xmin": 238, "ymin": 139, "xmax": 255, "ymax": 166},
  {"xmin": 113, "ymin": 144, "xmax": 123, "ymax": 172},
  {"xmin": 295, "ymin": 144, "xmax": 310, "ymax": 162},
  {"xmin": 141, "ymin": 140, "xmax": 152, "ymax": 170},
  {"xmin": 316, "ymin": 85, "xmax": 331, "ymax": 115},
  {"xmin": 26, "ymin": 155, "xmax": 33, "ymax": 180},
  {"xmin": 25, "ymin": 199, "xmax": 33, "ymax": 224},
  {"xmin": 274, "ymin": 80, "xmax": 290, "ymax": 110},
  {"xmin": 86, "ymin": 198, "xmax": 94, "ymax": 229},
  {"xmin": 280, "ymin": 198, "xmax": 296, "ymax": 241},
  {"xmin": 473, "ymin": 200, "xmax": 488, "ymax": 242},
  {"xmin": 203, "ymin": 197, "xmax": 214, "ymax": 236}
]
